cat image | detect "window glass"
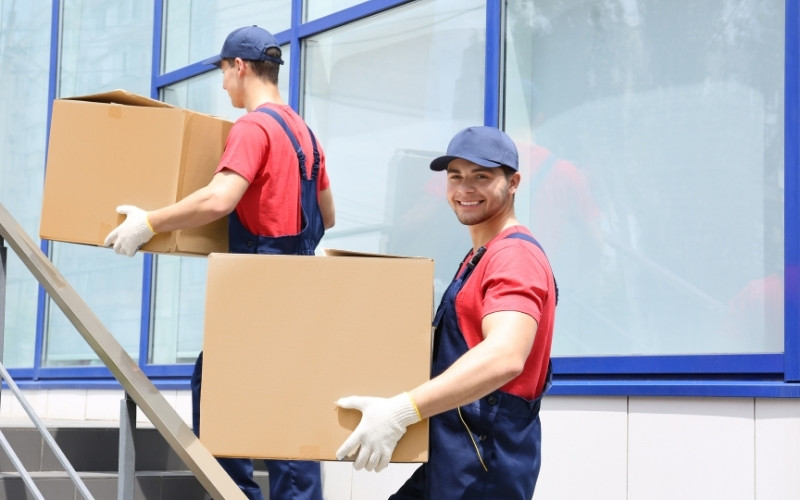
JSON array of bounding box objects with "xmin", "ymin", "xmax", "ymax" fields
[
  {"xmin": 150, "ymin": 255, "xmax": 207, "ymax": 364},
  {"xmin": 305, "ymin": 0, "xmax": 362, "ymax": 21},
  {"xmin": 46, "ymin": 0, "xmax": 153, "ymax": 366},
  {"xmin": 304, "ymin": 0, "xmax": 486, "ymax": 303},
  {"xmin": 161, "ymin": 44, "xmax": 290, "ymax": 120},
  {"xmin": 60, "ymin": 0, "xmax": 152, "ymax": 96},
  {"xmin": 150, "ymin": 48, "xmax": 290, "ymax": 364},
  {"xmin": 163, "ymin": 0, "xmax": 291, "ymax": 73},
  {"xmin": 506, "ymin": 0, "xmax": 784, "ymax": 356},
  {"xmin": 0, "ymin": 1, "xmax": 52, "ymax": 368}
]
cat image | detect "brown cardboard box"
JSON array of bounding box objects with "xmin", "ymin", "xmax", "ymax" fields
[
  {"xmin": 200, "ymin": 250, "xmax": 433, "ymax": 462},
  {"xmin": 40, "ymin": 89, "xmax": 231, "ymax": 255}
]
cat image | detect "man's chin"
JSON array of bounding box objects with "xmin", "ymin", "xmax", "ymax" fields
[{"xmin": 455, "ymin": 214, "xmax": 484, "ymax": 226}]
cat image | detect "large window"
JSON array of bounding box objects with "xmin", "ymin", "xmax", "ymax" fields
[
  {"xmin": 506, "ymin": 0, "xmax": 785, "ymax": 357},
  {"xmin": 305, "ymin": 0, "xmax": 364, "ymax": 21},
  {"xmin": 45, "ymin": 0, "xmax": 154, "ymax": 366},
  {"xmin": 0, "ymin": 1, "xmax": 52, "ymax": 368},
  {"xmin": 163, "ymin": 0, "xmax": 291, "ymax": 74},
  {"xmin": 304, "ymin": 0, "xmax": 486, "ymax": 300}
]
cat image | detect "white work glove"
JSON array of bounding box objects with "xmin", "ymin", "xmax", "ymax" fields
[
  {"xmin": 336, "ymin": 392, "xmax": 422, "ymax": 472},
  {"xmin": 103, "ymin": 205, "xmax": 156, "ymax": 257}
]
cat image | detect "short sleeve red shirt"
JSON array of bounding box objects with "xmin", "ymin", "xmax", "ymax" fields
[
  {"xmin": 455, "ymin": 226, "xmax": 556, "ymax": 399},
  {"xmin": 216, "ymin": 103, "xmax": 330, "ymax": 237}
]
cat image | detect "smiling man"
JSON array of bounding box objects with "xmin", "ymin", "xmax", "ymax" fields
[{"xmin": 336, "ymin": 126, "xmax": 557, "ymax": 499}]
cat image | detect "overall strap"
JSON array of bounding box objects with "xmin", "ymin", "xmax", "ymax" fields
[
  {"xmin": 455, "ymin": 233, "xmax": 542, "ymax": 283},
  {"xmin": 505, "ymin": 232, "xmax": 559, "ymax": 305},
  {"xmin": 255, "ymin": 107, "xmax": 320, "ymax": 180},
  {"xmin": 504, "ymin": 232, "xmax": 546, "ymax": 254}
]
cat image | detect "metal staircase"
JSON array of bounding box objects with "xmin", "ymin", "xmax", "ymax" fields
[{"xmin": 0, "ymin": 202, "xmax": 249, "ymax": 500}]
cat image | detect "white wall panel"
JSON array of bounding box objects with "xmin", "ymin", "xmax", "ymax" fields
[
  {"xmin": 83, "ymin": 389, "xmax": 124, "ymax": 422},
  {"xmin": 535, "ymin": 396, "xmax": 628, "ymax": 500},
  {"xmin": 321, "ymin": 461, "xmax": 353, "ymax": 500},
  {"xmin": 45, "ymin": 389, "xmax": 87, "ymax": 421},
  {"xmin": 628, "ymin": 397, "xmax": 754, "ymax": 500},
  {"xmin": 350, "ymin": 463, "xmax": 417, "ymax": 500},
  {"xmin": 755, "ymin": 398, "xmax": 800, "ymax": 499}
]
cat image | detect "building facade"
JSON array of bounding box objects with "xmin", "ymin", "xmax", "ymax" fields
[{"xmin": 0, "ymin": 1, "xmax": 798, "ymax": 498}]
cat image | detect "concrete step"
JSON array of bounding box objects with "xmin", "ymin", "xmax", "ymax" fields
[
  {"xmin": 0, "ymin": 426, "xmax": 269, "ymax": 499},
  {"xmin": 0, "ymin": 471, "xmax": 270, "ymax": 500},
  {"xmin": 0, "ymin": 427, "xmax": 185, "ymax": 473},
  {"xmin": 0, "ymin": 471, "xmax": 211, "ymax": 500}
]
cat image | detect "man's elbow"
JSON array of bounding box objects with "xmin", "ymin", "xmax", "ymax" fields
[
  {"xmin": 502, "ymin": 359, "xmax": 526, "ymax": 381},
  {"xmin": 319, "ymin": 189, "xmax": 335, "ymax": 230},
  {"xmin": 209, "ymin": 198, "xmax": 237, "ymax": 220},
  {"xmin": 494, "ymin": 348, "xmax": 528, "ymax": 382},
  {"xmin": 324, "ymin": 213, "xmax": 335, "ymax": 230}
]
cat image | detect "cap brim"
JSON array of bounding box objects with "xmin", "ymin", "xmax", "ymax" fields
[
  {"xmin": 430, "ymin": 154, "xmax": 504, "ymax": 171},
  {"xmin": 201, "ymin": 54, "xmax": 223, "ymax": 67},
  {"xmin": 430, "ymin": 155, "xmax": 456, "ymax": 171}
]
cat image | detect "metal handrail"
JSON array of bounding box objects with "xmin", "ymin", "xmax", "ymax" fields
[
  {"xmin": 0, "ymin": 431, "xmax": 44, "ymax": 500},
  {"xmin": 0, "ymin": 203, "xmax": 246, "ymax": 500},
  {"xmin": 0, "ymin": 361, "xmax": 93, "ymax": 499}
]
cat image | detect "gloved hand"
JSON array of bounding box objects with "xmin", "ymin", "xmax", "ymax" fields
[
  {"xmin": 336, "ymin": 392, "xmax": 422, "ymax": 472},
  {"xmin": 103, "ymin": 205, "xmax": 156, "ymax": 257}
]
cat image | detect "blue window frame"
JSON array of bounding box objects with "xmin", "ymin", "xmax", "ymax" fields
[
  {"xmin": 8, "ymin": 0, "xmax": 799, "ymax": 397},
  {"xmin": 785, "ymin": 0, "xmax": 800, "ymax": 386}
]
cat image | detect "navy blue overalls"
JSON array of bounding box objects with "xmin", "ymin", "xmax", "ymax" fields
[
  {"xmin": 391, "ymin": 233, "xmax": 553, "ymax": 500},
  {"xmin": 191, "ymin": 106, "xmax": 325, "ymax": 500}
]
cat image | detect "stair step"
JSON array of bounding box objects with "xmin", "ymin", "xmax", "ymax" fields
[
  {"xmin": 0, "ymin": 470, "xmax": 269, "ymax": 500},
  {"xmin": 0, "ymin": 426, "xmax": 271, "ymax": 499},
  {"xmin": 0, "ymin": 427, "xmax": 188, "ymax": 472}
]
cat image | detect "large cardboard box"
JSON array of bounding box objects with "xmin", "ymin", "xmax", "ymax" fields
[
  {"xmin": 40, "ymin": 89, "xmax": 231, "ymax": 255},
  {"xmin": 200, "ymin": 250, "xmax": 433, "ymax": 462}
]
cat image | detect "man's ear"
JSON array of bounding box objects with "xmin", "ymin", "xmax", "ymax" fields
[
  {"xmin": 234, "ymin": 57, "xmax": 246, "ymax": 75},
  {"xmin": 509, "ymin": 172, "xmax": 522, "ymax": 194}
]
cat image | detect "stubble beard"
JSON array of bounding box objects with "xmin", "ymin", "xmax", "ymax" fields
[{"xmin": 452, "ymin": 186, "xmax": 512, "ymax": 227}]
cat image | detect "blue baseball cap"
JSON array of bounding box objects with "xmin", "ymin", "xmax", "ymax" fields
[
  {"xmin": 430, "ymin": 126, "xmax": 519, "ymax": 172},
  {"xmin": 202, "ymin": 25, "xmax": 284, "ymax": 67}
]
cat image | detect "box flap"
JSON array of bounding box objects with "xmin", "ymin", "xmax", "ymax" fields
[
  {"xmin": 323, "ymin": 248, "xmax": 428, "ymax": 259},
  {"xmin": 63, "ymin": 89, "xmax": 173, "ymax": 108}
]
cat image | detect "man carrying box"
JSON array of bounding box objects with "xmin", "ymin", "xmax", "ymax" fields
[
  {"xmin": 104, "ymin": 25, "xmax": 335, "ymax": 500},
  {"xmin": 336, "ymin": 126, "xmax": 556, "ymax": 499}
]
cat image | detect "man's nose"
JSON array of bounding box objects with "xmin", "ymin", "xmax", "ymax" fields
[{"xmin": 458, "ymin": 180, "xmax": 476, "ymax": 192}]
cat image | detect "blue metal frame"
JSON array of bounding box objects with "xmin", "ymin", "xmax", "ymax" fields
[
  {"xmin": 288, "ymin": 0, "xmax": 303, "ymax": 110},
  {"xmin": 484, "ymin": 0, "xmax": 502, "ymax": 127},
  {"xmin": 555, "ymin": 353, "xmax": 784, "ymax": 375},
  {"xmin": 138, "ymin": 0, "xmax": 165, "ymax": 373},
  {"xmin": 296, "ymin": 0, "xmax": 412, "ymax": 38},
  {"xmin": 9, "ymin": 0, "xmax": 800, "ymax": 397},
  {"xmin": 32, "ymin": 0, "xmax": 64, "ymax": 383},
  {"xmin": 785, "ymin": 0, "xmax": 800, "ymax": 383},
  {"xmin": 548, "ymin": 379, "xmax": 800, "ymax": 398}
]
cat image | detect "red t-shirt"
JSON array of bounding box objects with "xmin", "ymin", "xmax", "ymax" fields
[
  {"xmin": 217, "ymin": 103, "xmax": 330, "ymax": 236},
  {"xmin": 455, "ymin": 226, "xmax": 556, "ymax": 399}
]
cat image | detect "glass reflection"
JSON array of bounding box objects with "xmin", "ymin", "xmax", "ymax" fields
[
  {"xmin": 0, "ymin": 1, "xmax": 52, "ymax": 367},
  {"xmin": 46, "ymin": 0, "xmax": 153, "ymax": 366},
  {"xmin": 506, "ymin": 0, "xmax": 784, "ymax": 355},
  {"xmin": 304, "ymin": 0, "xmax": 486, "ymax": 302}
]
